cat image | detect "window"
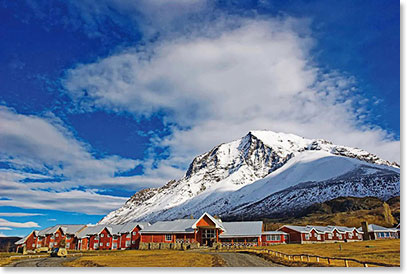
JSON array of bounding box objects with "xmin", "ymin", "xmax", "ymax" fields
[
  {"xmin": 113, "ymin": 236, "xmax": 118, "ymax": 240},
  {"xmin": 165, "ymin": 235, "xmax": 173, "ymax": 241},
  {"xmin": 317, "ymin": 235, "xmax": 321, "ymax": 240},
  {"xmin": 66, "ymin": 243, "xmax": 70, "ymax": 248},
  {"xmin": 338, "ymin": 234, "xmax": 342, "ymax": 240},
  {"xmin": 132, "ymin": 232, "xmax": 137, "ymax": 236},
  {"xmin": 348, "ymin": 232, "xmax": 352, "ymax": 238},
  {"xmin": 101, "ymin": 234, "xmax": 104, "ymax": 238},
  {"xmin": 49, "ymin": 242, "xmax": 54, "ymax": 247},
  {"xmin": 385, "ymin": 232, "xmax": 390, "ymax": 237},
  {"xmin": 94, "ymin": 236, "xmax": 99, "ymax": 240},
  {"xmin": 51, "ymin": 236, "xmax": 55, "ymax": 240},
  {"xmin": 327, "ymin": 233, "xmax": 332, "ymax": 239},
  {"xmin": 55, "ymin": 233, "xmax": 59, "ymax": 237},
  {"xmin": 107, "ymin": 242, "xmax": 110, "ymax": 247},
  {"xmin": 132, "ymin": 240, "xmax": 135, "ymax": 244},
  {"xmin": 94, "ymin": 243, "xmax": 98, "ymax": 249},
  {"xmin": 203, "ymin": 229, "xmax": 215, "ymax": 239},
  {"xmin": 67, "ymin": 236, "xmax": 71, "ymax": 240},
  {"xmin": 126, "ymin": 241, "xmax": 130, "ymax": 247},
  {"xmin": 113, "ymin": 243, "xmax": 117, "ymax": 249},
  {"xmin": 32, "ymin": 244, "xmax": 35, "ymax": 247},
  {"xmin": 100, "ymin": 242, "xmax": 103, "ymax": 246},
  {"xmin": 304, "ymin": 234, "xmax": 310, "ymax": 240},
  {"xmin": 266, "ymin": 235, "xmax": 281, "ymax": 241}
]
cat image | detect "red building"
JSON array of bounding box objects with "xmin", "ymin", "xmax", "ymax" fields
[
  {"xmin": 278, "ymin": 225, "xmax": 364, "ymax": 244},
  {"xmin": 140, "ymin": 212, "xmax": 286, "ymax": 247}
]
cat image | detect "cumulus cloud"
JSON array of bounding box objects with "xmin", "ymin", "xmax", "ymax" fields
[
  {"xmin": 0, "ymin": 218, "xmax": 39, "ymax": 228},
  {"xmin": 64, "ymin": 16, "xmax": 400, "ymax": 174},
  {"xmin": 0, "ymin": 227, "xmax": 12, "ymax": 230}
]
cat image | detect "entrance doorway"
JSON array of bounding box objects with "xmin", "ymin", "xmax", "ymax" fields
[{"xmin": 202, "ymin": 229, "xmax": 216, "ymax": 246}]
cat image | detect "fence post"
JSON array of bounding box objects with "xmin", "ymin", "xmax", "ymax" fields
[
  {"xmin": 307, "ymin": 256, "xmax": 310, "ymax": 262},
  {"xmin": 364, "ymin": 263, "xmax": 368, "ymax": 267},
  {"xmin": 316, "ymin": 257, "xmax": 319, "ymax": 262},
  {"xmin": 327, "ymin": 258, "xmax": 331, "ymax": 265},
  {"xmin": 300, "ymin": 256, "xmax": 303, "ymax": 261},
  {"xmin": 344, "ymin": 260, "xmax": 349, "ymax": 267}
]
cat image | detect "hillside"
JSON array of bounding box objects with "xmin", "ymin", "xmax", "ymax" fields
[{"xmin": 262, "ymin": 196, "xmax": 400, "ymax": 230}]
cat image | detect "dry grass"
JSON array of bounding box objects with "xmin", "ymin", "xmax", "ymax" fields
[
  {"xmin": 0, "ymin": 252, "xmax": 21, "ymax": 267},
  {"xmin": 255, "ymin": 239, "xmax": 400, "ymax": 267},
  {"xmin": 64, "ymin": 249, "xmax": 219, "ymax": 267}
]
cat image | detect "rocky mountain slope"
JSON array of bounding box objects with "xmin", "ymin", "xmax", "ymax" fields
[{"xmin": 100, "ymin": 130, "xmax": 399, "ymax": 224}]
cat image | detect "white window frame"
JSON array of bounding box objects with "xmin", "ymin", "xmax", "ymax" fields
[
  {"xmin": 132, "ymin": 232, "xmax": 137, "ymax": 236},
  {"xmin": 55, "ymin": 233, "xmax": 59, "ymax": 237},
  {"xmin": 348, "ymin": 232, "xmax": 352, "ymax": 238},
  {"xmin": 304, "ymin": 234, "xmax": 310, "ymax": 240},
  {"xmin": 66, "ymin": 243, "xmax": 70, "ymax": 248},
  {"xmin": 100, "ymin": 242, "xmax": 103, "ymax": 246},
  {"xmin": 165, "ymin": 234, "xmax": 173, "ymax": 241},
  {"xmin": 101, "ymin": 234, "xmax": 104, "ymax": 238},
  {"xmin": 317, "ymin": 234, "xmax": 321, "ymax": 240},
  {"xmin": 94, "ymin": 243, "xmax": 98, "ymax": 249},
  {"xmin": 126, "ymin": 240, "xmax": 130, "ymax": 247},
  {"xmin": 106, "ymin": 242, "xmax": 110, "ymax": 247},
  {"xmin": 327, "ymin": 233, "xmax": 332, "ymax": 239},
  {"xmin": 132, "ymin": 240, "xmax": 135, "ymax": 244},
  {"xmin": 32, "ymin": 244, "xmax": 35, "ymax": 247}
]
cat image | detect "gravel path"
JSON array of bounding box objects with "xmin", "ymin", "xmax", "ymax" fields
[
  {"xmin": 7, "ymin": 257, "xmax": 76, "ymax": 267},
  {"xmin": 214, "ymin": 252, "xmax": 281, "ymax": 267}
]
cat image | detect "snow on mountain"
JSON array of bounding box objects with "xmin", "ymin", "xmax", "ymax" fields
[{"xmin": 99, "ymin": 130, "xmax": 399, "ymax": 224}]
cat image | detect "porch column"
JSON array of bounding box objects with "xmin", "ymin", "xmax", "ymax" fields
[
  {"xmin": 216, "ymin": 229, "xmax": 219, "ymax": 242},
  {"xmin": 194, "ymin": 229, "xmax": 197, "ymax": 242}
]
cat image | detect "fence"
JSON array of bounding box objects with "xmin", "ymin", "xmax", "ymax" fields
[{"xmin": 217, "ymin": 247, "xmax": 399, "ymax": 267}]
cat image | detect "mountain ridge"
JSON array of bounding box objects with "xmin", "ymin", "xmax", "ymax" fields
[{"xmin": 99, "ymin": 130, "xmax": 399, "ymax": 224}]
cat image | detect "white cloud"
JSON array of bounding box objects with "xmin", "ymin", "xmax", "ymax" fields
[
  {"xmin": 0, "ymin": 227, "xmax": 12, "ymax": 230},
  {"xmin": 0, "ymin": 175, "xmax": 127, "ymax": 215},
  {"xmin": 64, "ymin": 15, "xmax": 400, "ymax": 175},
  {"xmin": 0, "ymin": 218, "xmax": 39, "ymax": 228},
  {"xmin": 0, "ymin": 106, "xmax": 137, "ymax": 180},
  {"xmin": 0, "ymin": 213, "xmax": 44, "ymax": 217}
]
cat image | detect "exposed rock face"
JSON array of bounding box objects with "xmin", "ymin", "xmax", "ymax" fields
[{"xmin": 99, "ymin": 130, "xmax": 399, "ymax": 224}]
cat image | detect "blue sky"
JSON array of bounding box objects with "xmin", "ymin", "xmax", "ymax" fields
[{"xmin": 0, "ymin": 0, "xmax": 400, "ymax": 237}]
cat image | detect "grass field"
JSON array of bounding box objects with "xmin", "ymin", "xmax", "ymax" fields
[
  {"xmin": 255, "ymin": 239, "xmax": 400, "ymax": 266},
  {"xmin": 64, "ymin": 249, "xmax": 220, "ymax": 267},
  {"xmin": 0, "ymin": 252, "xmax": 20, "ymax": 267}
]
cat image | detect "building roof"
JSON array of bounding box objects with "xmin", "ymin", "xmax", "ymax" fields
[
  {"xmin": 141, "ymin": 219, "xmax": 196, "ymax": 234},
  {"xmin": 37, "ymin": 224, "xmax": 85, "ymax": 236},
  {"xmin": 262, "ymin": 231, "xmax": 288, "ymax": 235},
  {"xmin": 279, "ymin": 225, "xmax": 313, "ymax": 233},
  {"xmin": 76, "ymin": 225, "xmax": 112, "ymax": 238},
  {"xmin": 358, "ymin": 224, "xmax": 398, "ymax": 233},
  {"xmin": 219, "ymin": 221, "xmax": 263, "ymax": 238},
  {"xmin": 192, "ymin": 212, "xmax": 224, "ymax": 230},
  {"xmin": 15, "ymin": 230, "xmax": 38, "ymax": 245}
]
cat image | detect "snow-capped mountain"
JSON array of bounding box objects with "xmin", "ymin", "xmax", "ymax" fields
[{"xmin": 99, "ymin": 130, "xmax": 399, "ymax": 224}]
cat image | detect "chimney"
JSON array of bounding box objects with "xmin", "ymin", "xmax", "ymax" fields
[{"xmin": 361, "ymin": 221, "xmax": 370, "ymax": 240}]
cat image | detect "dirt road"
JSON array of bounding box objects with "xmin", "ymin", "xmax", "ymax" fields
[
  {"xmin": 7, "ymin": 257, "xmax": 76, "ymax": 267},
  {"xmin": 214, "ymin": 252, "xmax": 281, "ymax": 267}
]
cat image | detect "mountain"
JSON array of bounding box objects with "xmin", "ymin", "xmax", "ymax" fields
[{"xmin": 100, "ymin": 130, "xmax": 399, "ymax": 224}]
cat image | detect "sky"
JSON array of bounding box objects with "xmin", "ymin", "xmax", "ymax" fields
[{"xmin": 0, "ymin": 0, "xmax": 400, "ymax": 237}]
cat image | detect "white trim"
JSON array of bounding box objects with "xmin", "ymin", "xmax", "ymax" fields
[{"xmin": 191, "ymin": 212, "xmax": 224, "ymax": 230}]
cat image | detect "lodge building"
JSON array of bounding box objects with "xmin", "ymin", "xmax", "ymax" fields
[{"xmin": 15, "ymin": 212, "xmax": 398, "ymax": 252}]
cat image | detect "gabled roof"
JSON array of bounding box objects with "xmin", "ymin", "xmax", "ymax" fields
[
  {"xmin": 279, "ymin": 225, "xmax": 313, "ymax": 233},
  {"xmin": 118, "ymin": 222, "xmax": 150, "ymax": 234},
  {"xmin": 15, "ymin": 230, "xmax": 38, "ymax": 245},
  {"xmin": 76, "ymin": 225, "xmax": 112, "ymax": 238},
  {"xmin": 141, "ymin": 219, "xmax": 196, "ymax": 234},
  {"xmin": 219, "ymin": 222, "xmax": 263, "ymax": 238},
  {"xmin": 37, "ymin": 224, "xmax": 85, "ymax": 236},
  {"xmin": 191, "ymin": 212, "xmax": 224, "ymax": 230}
]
